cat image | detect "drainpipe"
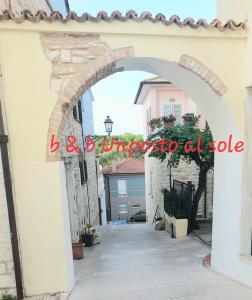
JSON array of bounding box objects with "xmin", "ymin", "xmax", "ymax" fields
[
  {"xmin": 64, "ymin": 0, "xmax": 70, "ymax": 13},
  {"xmin": 204, "ymin": 121, "xmax": 208, "ymax": 220},
  {"xmin": 0, "ymin": 83, "xmax": 24, "ymax": 299},
  {"xmin": 204, "ymin": 173, "xmax": 207, "ymax": 219}
]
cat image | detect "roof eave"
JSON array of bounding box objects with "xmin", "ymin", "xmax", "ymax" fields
[
  {"xmin": 134, "ymin": 80, "xmax": 172, "ymax": 104},
  {"xmin": 104, "ymin": 172, "xmax": 145, "ymax": 176}
]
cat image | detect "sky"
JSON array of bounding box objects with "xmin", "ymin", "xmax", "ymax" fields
[{"xmin": 68, "ymin": 0, "xmax": 216, "ymax": 135}]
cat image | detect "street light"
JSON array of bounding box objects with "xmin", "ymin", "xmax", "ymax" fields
[{"xmin": 104, "ymin": 116, "xmax": 113, "ymax": 136}]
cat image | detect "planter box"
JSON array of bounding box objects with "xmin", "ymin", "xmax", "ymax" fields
[
  {"xmin": 80, "ymin": 233, "xmax": 94, "ymax": 247},
  {"xmin": 72, "ymin": 243, "xmax": 85, "ymax": 260},
  {"xmin": 164, "ymin": 212, "xmax": 188, "ymax": 239}
]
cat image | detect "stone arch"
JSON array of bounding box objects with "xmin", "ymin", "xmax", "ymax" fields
[
  {"xmin": 42, "ymin": 33, "xmax": 228, "ymax": 161},
  {"xmin": 41, "ymin": 33, "xmax": 134, "ymax": 161},
  {"xmin": 179, "ymin": 55, "xmax": 227, "ymax": 96}
]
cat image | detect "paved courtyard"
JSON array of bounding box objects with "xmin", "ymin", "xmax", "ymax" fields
[{"xmin": 70, "ymin": 223, "xmax": 252, "ymax": 300}]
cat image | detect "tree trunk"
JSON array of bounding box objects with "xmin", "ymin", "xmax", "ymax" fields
[{"xmin": 190, "ymin": 168, "xmax": 207, "ymax": 230}]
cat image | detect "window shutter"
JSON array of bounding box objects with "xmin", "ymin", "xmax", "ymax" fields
[
  {"xmin": 162, "ymin": 103, "xmax": 173, "ymax": 116},
  {"xmin": 79, "ymin": 162, "xmax": 84, "ymax": 185},
  {"xmin": 84, "ymin": 160, "xmax": 88, "ymax": 181},
  {"xmin": 117, "ymin": 180, "xmax": 127, "ymax": 197},
  {"xmin": 78, "ymin": 100, "xmax": 82, "ymax": 124},
  {"xmin": 73, "ymin": 106, "xmax": 78, "ymax": 120},
  {"xmin": 173, "ymin": 103, "xmax": 183, "ymax": 123}
]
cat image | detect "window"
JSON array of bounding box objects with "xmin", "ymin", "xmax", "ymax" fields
[
  {"xmin": 132, "ymin": 204, "xmax": 140, "ymax": 208},
  {"xmin": 73, "ymin": 105, "xmax": 78, "ymax": 120},
  {"xmin": 79, "ymin": 160, "xmax": 88, "ymax": 185},
  {"xmin": 162, "ymin": 103, "xmax": 173, "ymax": 116},
  {"xmin": 117, "ymin": 180, "xmax": 127, "ymax": 197},
  {"xmin": 162, "ymin": 101, "xmax": 183, "ymax": 124},
  {"xmin": 119, "ymin": 204, "xmax": 128, "ymax": 214},
  {"xmin": 73, "ymin": 99, "xmax": 82, "ymax": 123},
  {"xmin": 173, "ymin": 103, "xmax": 182, "ymax": 123}
]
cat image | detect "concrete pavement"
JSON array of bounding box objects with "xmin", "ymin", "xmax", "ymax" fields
[{"xmin": 69, "ymin": 223, "xmax": 252, "ymax": 300}]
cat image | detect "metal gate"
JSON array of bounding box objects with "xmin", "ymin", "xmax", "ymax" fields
[{"xmin": 163, "ymin": 180, "xmax": 195, "ymax": 233}]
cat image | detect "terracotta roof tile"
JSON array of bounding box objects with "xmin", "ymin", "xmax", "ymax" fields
[
  {"xmin": 0, "ymin": 10, "xmax": 246, "ymax": 31},
  {"xmin": 0, "ymin": 0, "xmax": 51, "ymax": 17},
  {"xmin": 103, "ymin": 158, "xmax": 145, "ymax": 175}
]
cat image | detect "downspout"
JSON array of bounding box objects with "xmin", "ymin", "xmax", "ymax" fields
[
  {"xmin": 0, "ymin": 77, "xmax": 24, "ymax": 299},
  {"xmin": 95, "ymin": 160, "xmax": 102, "ymax": 225},
  {"xmin": 65, "ymin": 0, "xmax": 70, "ymax": 13},
  {"xmin": 107, "ymin": 176, "xmax": 112, "ymax": 221},
  {"xmin": 204, "ymin": 172, "xmax": 207, "ymax": 219}
]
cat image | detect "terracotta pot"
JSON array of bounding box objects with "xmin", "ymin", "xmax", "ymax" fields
[{"xmin": 72, "ymin": 243, "xmax": 85, "ymax": 260}]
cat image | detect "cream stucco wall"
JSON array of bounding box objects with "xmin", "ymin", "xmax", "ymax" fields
[
  {"xmin": 217, "ymin": 0, "xmax": 252, "ymax": 22},
  {"xmin": 0, "ymin": 30, "xmax": 74, "ymax": 295},
  {"xmin": 0, "ymin": 11, "xmax": 250, "ymax": 296}
]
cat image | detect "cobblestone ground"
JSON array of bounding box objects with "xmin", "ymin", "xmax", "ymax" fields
[{"xmin": 70, "ymin": 223, "xmax": 252, "ymax": 300}]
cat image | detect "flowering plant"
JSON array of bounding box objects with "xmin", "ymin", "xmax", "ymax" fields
[{"xmin": 147, "ymin": 117, "xmax": 162, "ymax": 128}]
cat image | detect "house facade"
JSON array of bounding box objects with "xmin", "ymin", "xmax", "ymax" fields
[
  {"xmin": 64, "ymin": 89, "xmax": 101, "ymax": 243},
  {"xmin": 134, "ymin": 77, "xmax": 214, "ymax": 223},
  {"xmin": 81, "ymin": 89, "xmax": 107, "ymax": 226},
  {"xmin": 103, "ymin": 159, "xmax": 145, "ymax": 221}
]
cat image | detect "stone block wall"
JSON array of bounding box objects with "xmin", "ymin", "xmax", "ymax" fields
[
  {"xmin": 62, "ymin": 115, "xmax": 99, "ymax": 242},
  {"xmin": 145, "ymin": 155, "xmax": 213, "ymax": 223},
  {"xmin": 41, "ymin": 33, "xmax": 134, "ymax": 162}
]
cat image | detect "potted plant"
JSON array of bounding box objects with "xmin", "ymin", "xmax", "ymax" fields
[
  {"xmin": 72, "ymin": 242, "xmax": 85, "ymax": 260},
  {"xmin": 147, "ymin": 117, "xmax": 162, "ymax": 132},
  {"xmin": 79, "ymin": 224, "xmax": 94, "ymax": 247},
  {"xmin": 162, "ymin": 114, "xmax": 176, "ymax": 127}
]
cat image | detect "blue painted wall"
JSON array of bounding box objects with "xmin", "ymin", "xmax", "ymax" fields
[
  {"xmin": 49, "ymin": 0, "xmax": 68, "ymax": 17},
  {"xmin": 107, "ymin": 173, "xmax": 146, "ymax": 220},
  {"xmin": 108, "ymin": 174, "xmax": 145, "ymax": 198},
  {"xmin": 81, "ymin": 89, "xmax": 95, "ymax": 138}
]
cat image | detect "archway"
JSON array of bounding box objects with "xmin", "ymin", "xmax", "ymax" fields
[{"xmin": 45, "ymin": 45, "xmax": 243, "ymax": 287}]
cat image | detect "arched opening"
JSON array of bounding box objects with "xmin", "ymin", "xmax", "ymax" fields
[{"xmin": 47, "ymin": 54, "xmax": 244, "ymax": 295}]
